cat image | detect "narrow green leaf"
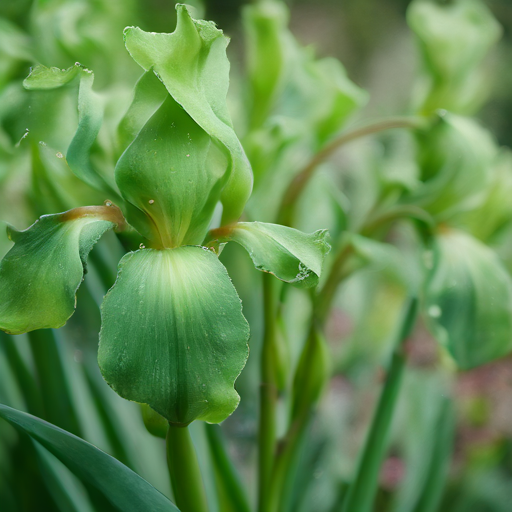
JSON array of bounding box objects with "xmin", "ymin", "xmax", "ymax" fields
[
  {"xmin": 34, "ymin": 442, "xmax": 96, "ymax": 512},
  {"xmin": 424, "ymin": 229, "xmax": 512, "ymax": 369},
  {"xmin": 411, "ymin": 398, "xmax": 455, "ymax": 512},
  {"xmin": 205, "ymin": 424, "xmax": 251, "ymax": 512},
  {"xmin": 124, "ymin": 4, "xmax": 253, "ymax": 225},
  {"xmin": 0, "ymin": 403, "xmax": 180, "ymax": 512},
  {"xmin": 341, "ymin": 298, "xmax": 418, "ymax": 512},
  {"xmin": 0, "ymin": 205, "xmax": 123, "ymax": 334},
  {"xmin": 98, "ymin": 246, "xmax": 250, "ymax": 425},
  {"xmin": 209, "ymin": 222, "xmax": 330, "ymax": 288}
]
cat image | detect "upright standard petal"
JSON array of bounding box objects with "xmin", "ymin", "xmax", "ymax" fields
[
  {"xmin": 98, "ymin": 246, "xmax": 250, "ymax": 426},
  {"xmin": 124, "ymin": 4, "xmax": 253, "ymax": 224}
]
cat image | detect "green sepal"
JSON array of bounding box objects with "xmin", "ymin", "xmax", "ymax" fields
[
  {"xmin": 0, "ymin": 204, "xmax": 123, "ymax": 334},
  {"xmin": 209, "ymin": 222, "xmax": 330, "ymax": 288},
  {"xmin": 98, "ymin": 246, "xmax": 250, "ymax": 426},
  {"xmin": 424, "ymin": 229, "xmax": 512, "ymax": 369},
  {"xmin": 124, "ymin": 4, "xmax": 253, "ymax": 225}
]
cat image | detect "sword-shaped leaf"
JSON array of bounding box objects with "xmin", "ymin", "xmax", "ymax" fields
[{"xmin": 0, "ymin": 404, "xmax": 179, "ymax": 512}]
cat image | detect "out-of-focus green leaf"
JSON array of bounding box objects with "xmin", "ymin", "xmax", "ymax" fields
[
  {"xmin": 124, "ymin": 4, "xmax": 253, "ymax": 225},
  {"xmin": 24, "ymin": 64, "xmax": 120, "ymax": 199},
  {"xmin": 209, "ymin": 222, "xmax": 330, "ymax": 288},
  {"xmin": 424, "ymin": 229, "xmax": 512, "ymax": 369},
  {"xmin": 98, "ymin": 246, "xmax": 250, "ymax": 425},
  {"xmin": 29, "ymin": 0, "xmax": 139, "ymax": 85},
  {"xmin": 243, "ymin": 0, "xmax": 288, "ymax": 129},
  {"xmin": 0, "ymin": 205, "xmax": 122, "ymax": 334},
  {"xmin": 407, "ymin": 113, "xmax": 496, "ymax": 220},
  {"xmin": 205, "ymin": 424, "xmax": 251, "ymax": 512},
  {"xmin": 243, "ymin": 0, "xmax": 366, "ymax": 222},
  {"xmin": 392, "ymin": 370, "xmax": 452, "ymax": 512},
  {"xmin": 116, "ymin": 95, "xmax": 228, "ymax": 248},
  {"xmin": 0, "ymin": 403, "xmax": 180, "ymax": 512},
  {"xmin": 408, "ymin": 0, "xmax": 501, "ymax": 114},
  {"xmin": 0, "ymin": 18, "xmax": 32, "ymax": 88},
  {"xmin": 411, "ymin": 397, "xmax": 455, "ymax": 512},
  {"xmin": 454, "ymin": 149, "xmax": 512, "ymax": 242},
  {"xmin": 34, "ymin": 442, "xmax": 95, "ymax": 512}
]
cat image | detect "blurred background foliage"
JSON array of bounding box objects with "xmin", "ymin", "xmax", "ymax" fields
[{"xmin": 1, "ymin": 0, "xmax": 512, "ymax": 511}]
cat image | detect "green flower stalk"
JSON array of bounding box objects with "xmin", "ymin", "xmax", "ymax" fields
[{"xmin": 0, "ymin": 4, "xmax": 329, "ymax": 428}]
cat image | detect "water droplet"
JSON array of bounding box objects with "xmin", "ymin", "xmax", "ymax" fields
[
  {"xmin": 148, "ymin": 199, "xmax": 155, "ymax": 204},
  {"xmin": 75, "ymin": 61, "xmax": 81, "ymax": 66},
  {"xmin": 56, "ymin": 151, "xmax": 63, "ymax": 158},
  {"xmin": 105, "ymin": 201, "xmax": 113, "ymax": 207},
  {"xmin": 428, "ymin": 305, "xmax": 442, "ymax": 318},
  {"xmin": 38, "ymin": 141, "xmax": 47, "ymax": 146},
  {"xmin": 186, "ymin": 154, "xmax": 190, "ymax": 157},
  {"xmin": 139, "ymin": 243, "xmax": 146, "ymax": 249}
]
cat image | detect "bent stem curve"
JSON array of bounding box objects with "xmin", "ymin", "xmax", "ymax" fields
[{"xmin": 277, "ymin": 116, "xmax": 427, "ymax": 226}]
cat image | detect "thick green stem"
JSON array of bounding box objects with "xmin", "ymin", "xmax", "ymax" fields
[
  {"xmin": 277, "ymin": 116, "xmax": 426, "ymax": 226},
  {"xmin": 258, "ymin": 272, "xmax": 279, "ymax": 512},
  {"xmin": 166, "ymin": 424, "xmax": 208, "ymax": 512},
  {"xmin": 340, "ymin": 297, "xmax": 418, "ymax": 512}
]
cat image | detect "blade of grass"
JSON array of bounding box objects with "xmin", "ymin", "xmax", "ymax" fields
[
  {"xmin": 27, "ymin": 329, "xmax": 82, "ymax": 436},
  {"xmin": 340, "ymin": 297, "xmax": 418, "ymax": 512},
  {"xmin": 205, "ymin": 423, "xmax": 251, "ymax": 512},
  {"xmin": 412, "ymin": 398, "xmax": 455, "ymax": 512}
]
